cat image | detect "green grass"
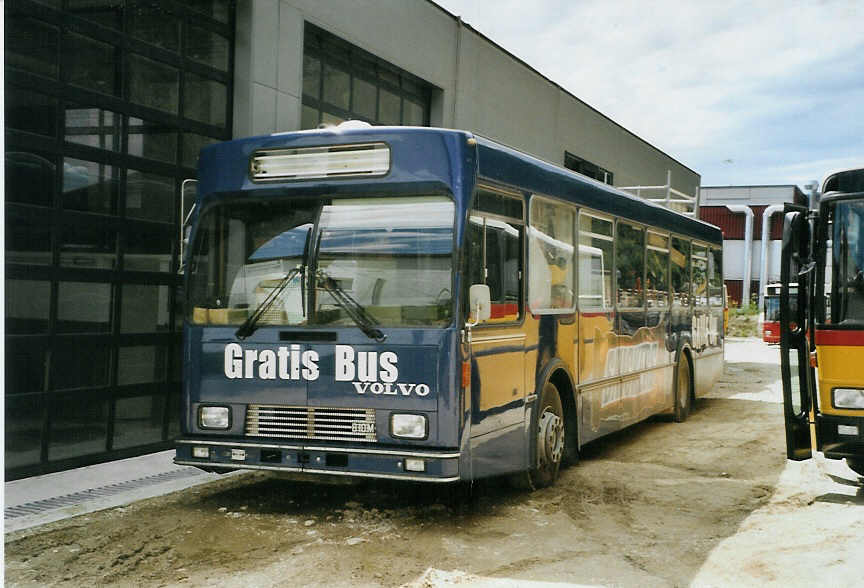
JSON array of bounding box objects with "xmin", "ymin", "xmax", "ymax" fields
[{"xmin": 730, "ymin": 303, "xmax": 759, "ymax": 317}]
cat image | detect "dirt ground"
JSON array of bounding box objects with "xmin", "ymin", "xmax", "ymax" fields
[{"xmin": 5, "ymin": 339, "xmax": 863, "ymax": 587}]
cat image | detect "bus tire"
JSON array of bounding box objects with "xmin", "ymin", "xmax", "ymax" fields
[
  {"xmin": 673, "ymin": 353, "xmax": 692, "ymax": 423},
  {"xmin": 531, "ymin": 382, "xmax": 566, "ymax": 488},
  {"xmin": 846, "ymin": 459, "xmax": 864, "ymax": 477},
  {"xmin": 508, "ymin": 382, "xmax": 569, "ymax": 491}
]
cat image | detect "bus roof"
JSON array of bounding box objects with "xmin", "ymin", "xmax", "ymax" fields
[
  {"xmin": 821, "ymin": 165, "xmax": 864, "ymax": 195},
  {"xmin": 474, "ymin": 135, "xmax": 721, "ymax": 244},
  {"xmin": 197, "ymin": 125, "xmax": 474, "ymax": 200},
  {"xmin": 197, "ymin": 125, "xmax": 721, "ymax": 245}
]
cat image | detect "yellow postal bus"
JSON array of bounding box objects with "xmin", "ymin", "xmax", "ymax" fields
[{"xmin": 780, "ymin": 166, "xmax": 864, "ymax": 476}]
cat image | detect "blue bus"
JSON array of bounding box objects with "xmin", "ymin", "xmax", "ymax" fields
[{"xmin": 174, "ymin": 123, "xmax": 724, "ymax": 488}]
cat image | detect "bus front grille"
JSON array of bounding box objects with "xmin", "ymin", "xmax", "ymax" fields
[{"xmin": 244, "ymin": 405, "xmax": 377, "ymax": 442}]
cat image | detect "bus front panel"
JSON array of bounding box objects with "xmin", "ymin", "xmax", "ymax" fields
[
  {"xmin": 176, "ymin": 190, "xmax": 468, "ymax": 481},
  {"xmin": 816, "ymin": 197, "xmax": 864, "ymax": 463}
]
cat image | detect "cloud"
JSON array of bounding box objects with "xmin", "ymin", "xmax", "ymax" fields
[{"xmin": 433, "ymin": 0, "xmax": 864, "ymax": 188}]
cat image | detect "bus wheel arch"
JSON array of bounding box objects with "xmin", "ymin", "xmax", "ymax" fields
[
  {"xmin": 548, "ymin": 368, "xmax": 578, "ymax": 466},
  {"xmin": 510, "ymin": 367, "xmax": 571, "ymax": 491},
  {"xmin": 674, "ymin": 347, "xmax": 694, "ymax": 423},
  {"xmin": 526, "ymin": 364, "xmax": 574, "ymax": 488}
]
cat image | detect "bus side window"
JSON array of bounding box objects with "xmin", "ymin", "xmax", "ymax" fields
[
  {"xmin": 466, "ymin": 215, "xmax": 485, "ymax": 288},
  {"xmin": 529, "ymin": 197, "xmax": 575, "ymax": 313},
  {"xmin": 466, "ymin": 190, "xmax": 524, "ymax": 323},
  {"xmin": 616, "ymin": 222, "xmax": 645, "ymax": 308},
  {"xmin": 692, "ymin": 244, "xmax": 709, "ymax": 307},
  {"xmin": 823, "ymin": 228, "xmax": 832, "ymax": 324},
  {"xmin": 577, "ymin": 249, "xmax": 601, "ymax": 307},
  {"xmin": 670, "ymin": 237, "xmax": 690, "ymax": 306},
  {"xmin": 578, "ymin": 213, "xmax": 613, "ymax": 310},
  {"xmin": 485, "ymin": 223, "xmax": 521, "ymax": 302},
  {"xmin": 708, "ymin": 247, "xmax": 723, "ymax": 306},
  {"xmin": 646, "ymin": 231, "xmax": 669, "ymax": 308},
  {"xmin": 485, "ymin": 220, "xmax": 523, "ymax": 320}
]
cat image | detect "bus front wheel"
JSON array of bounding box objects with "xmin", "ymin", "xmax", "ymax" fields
[
  {"xmin": 509, "ymin": 382, "xmax": 565, "ymax": 490},
  {"xmin": 532, "ymin": 383, "xmax": 565, "ymax": 488},
  {"xmin": 673, "ymin": 354, "xmax": 692, "ymax": 423}
]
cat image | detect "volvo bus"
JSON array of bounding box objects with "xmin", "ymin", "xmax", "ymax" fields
[
  {"xmin": 174, "ymin": 123, "xmax": 724, "ymax": 488},
  {"xmin": 780, "ymin": 166, "xmax": 864, "ymax": 476}
]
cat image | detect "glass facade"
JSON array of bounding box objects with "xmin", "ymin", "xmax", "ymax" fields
[
  {"xmin": 301, "ymin": 23, "xmax": 433, "ymax": 129},
  {"xmin": 5, "ymin": 0, "xmax": 234, "ymax": 479}
]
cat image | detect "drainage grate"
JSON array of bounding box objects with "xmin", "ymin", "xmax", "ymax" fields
[{"xmin": 4, "ymin": 468, "xmax": 205, "ymax": 520}]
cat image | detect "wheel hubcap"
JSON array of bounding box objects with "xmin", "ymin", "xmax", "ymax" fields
[{"xmin": 538, "ymin": 409, "xmax": 564, "ymax": 467}]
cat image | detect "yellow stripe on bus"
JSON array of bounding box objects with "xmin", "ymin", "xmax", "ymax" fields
[{"xmin": 817, "ymin": 344, "xmax": 864, "ymax": 417}]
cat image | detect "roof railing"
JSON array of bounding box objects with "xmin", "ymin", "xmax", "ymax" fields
[{"xmin": 618, "ymin": 170, "xmax": 699, "ymax": 217}]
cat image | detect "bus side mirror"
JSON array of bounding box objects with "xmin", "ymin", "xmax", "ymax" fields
[
  {"xmin": 782, "ymin": 211, "xmax": 803, "ymax": 260},
  {"xmin": 468, "ymin": 284, "xmax": 491, "ymax": 325},
  {"xmin": 179, "ymin": 179, "xmax": 198, "ymax": 274}
]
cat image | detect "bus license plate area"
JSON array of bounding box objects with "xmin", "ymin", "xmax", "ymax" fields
[
  {"xmin": 177, "ymin": 442, "xmax": 459, "ymax": 480},
  {"xmin": 351, "ymin": 422, "xmax": 375, "ymax": 434}
]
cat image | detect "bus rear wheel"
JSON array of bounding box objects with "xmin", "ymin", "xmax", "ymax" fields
[{"xmin": 673, "ymin": 354, "xmax": 691, "ymax": 423}]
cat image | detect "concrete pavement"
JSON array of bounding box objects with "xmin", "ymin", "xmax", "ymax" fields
[{"xmin": 4, "ymin": 450, "xmax": 240, "ymax": 534}]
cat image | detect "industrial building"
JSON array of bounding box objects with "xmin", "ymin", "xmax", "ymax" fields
[
  {"xmin": 699, "ymin": 185, "xmax": 807, "ymax": 307},
  {"xmin": 6, "ymin": 0, "xmax": 701, "ymax": 478}
]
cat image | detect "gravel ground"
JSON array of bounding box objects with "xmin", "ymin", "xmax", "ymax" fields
[{"xmin": 5, "ymin": 338, "xmax": 863, "ymax": 587}]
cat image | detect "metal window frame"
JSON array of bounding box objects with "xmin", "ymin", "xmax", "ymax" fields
[
  {"xmin": 301, "ymin": 22, "xmax": 433, "ymax": 129},
  {"xmin": 4, "ymin": 0, "xmax": 236, "ymax": 480},
  {"xmin": 564, "ymin": 151, "xmax": 614, "ymax": 186}
]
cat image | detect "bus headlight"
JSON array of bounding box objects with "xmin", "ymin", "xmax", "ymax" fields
[
  {"xmin": 833, "ymin": 388, "xmax": 864, "ymax": 410},
  {"xmin": 199, "ymin": 406, "xmax": 231, "ymax": 429},
  {"xmin": 391, "ymin": 414, "xmax": 427, "ymax": 439}
]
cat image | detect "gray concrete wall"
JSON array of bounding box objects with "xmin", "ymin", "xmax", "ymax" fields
[
  {"xmin": 234, "ymin": 0, "xmax": 305, "ymax": 136},
  {"xmin": 234, "ymin": 0, "xmax": 700, "ymax": 197}
]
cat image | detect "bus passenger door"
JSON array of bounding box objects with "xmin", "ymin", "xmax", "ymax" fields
[
  {"xmin": 577, "ymin": 214, "xmax": 618, "ymax": 441},
  {"xmin": 779, "ymin": 208, "xmax": 816, "ymax": 460},
  {"xmin": 465, "ymin": 209, "xmax": 527, "ymax": 475}
]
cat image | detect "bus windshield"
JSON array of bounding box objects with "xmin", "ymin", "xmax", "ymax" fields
[
  {"xmin": 764, "ymin": 296, "xmax": 781, "ymax": 322},
  {"xmin": 831, "ymin": 199, "xmax": 864, "ymax": 324},
  {"xmin": 187, "ymin": 195, "xmax": 455, "ymax": 328}
]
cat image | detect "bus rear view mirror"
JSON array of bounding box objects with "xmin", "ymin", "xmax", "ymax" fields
[
  {"xmin": 781, "ymin": 210, "xmax": 810, "ymax": 326},
  {"xmin": 179, "ymin": 179, "xmax": 198, "ymax": 274},
  {"xmin": 782, "ymin": 209, "xmax": 809, "ymax": 265},
  {"xmin": 469, "ymin": 284, "xmax": 491, "ymax": 324}
]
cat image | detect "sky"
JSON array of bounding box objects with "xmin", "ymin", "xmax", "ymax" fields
[{"xmin": 432, "ymin": 0, "xmax": 864, "ymax": 190}]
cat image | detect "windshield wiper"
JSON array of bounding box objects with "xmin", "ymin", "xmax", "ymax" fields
[
  {"xmin": 315, "ymin": 269, "xmax": 386, "ymax": 342},
  {"xmin": 235, "ymin": 265, "xmax": 305, "ymax": 340}
]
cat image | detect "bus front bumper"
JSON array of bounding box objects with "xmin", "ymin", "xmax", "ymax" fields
[
  {"xmin": 817, "ymin": 415, "xmax": 864, "ymax": 460},
  {"xmin": 174, "ymin": 439, "xmax": 461, "ymax": 483}
]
